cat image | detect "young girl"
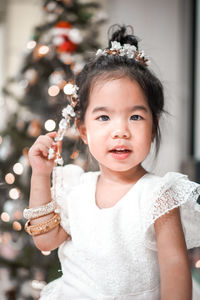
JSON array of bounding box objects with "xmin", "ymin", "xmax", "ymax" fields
[{"xmin": 26, "ymin": 25, "xmax": 200, "ymax": 299}]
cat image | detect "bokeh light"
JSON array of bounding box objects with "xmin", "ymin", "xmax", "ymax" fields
[
  {"xmin": 39, "ymin": 45, "xmax": 49, "ymax": 55},
  {"xmin": 44, "ymin": 119, "xmax": 56, "ymax": 131},
  {"xmin": 9, "ymin": 188, "xmax": 20, "ymax": 200},
  {"xmin": 27, "ymin": 40, "xmax": 37, "ymax": 50},
  {"xmin": 5, "ymin": 173, "xmax": 15, "ymax": 184},
  {"xmin": 63, "ymin": 83, "xmax": 74, "ymax": 95},
  {"xmin": 13, "ymin": 221, "xmax": 22, "ymax": 231},
  {"xmin": 0, "ymin": 136, "xmax": 2, "ymax": 144},
  {"xmin": 48, "ymin": 85, "xmax": 60, "ymax": 96},
  {"xmin": 41, "ymin": 251, "xmax": 51, "ymax": 256},
  {"xmin": 1, "ymin": 212, "xmax": 10, "ymax": 222},
  {"xmin": 32, "ymin": 280, "xmax": 46, "ymax": 290},
  {"xmin": 195, "ymin": 260, "xmax": 200, "ymax": 268},
  {"xmin": 13, "ymin": 163, "xmax": 24, "ymax": 175}
]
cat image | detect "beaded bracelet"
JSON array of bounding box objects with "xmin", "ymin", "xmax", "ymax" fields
[
  {"xmin": 23, "ymin": 201, "xmax": 57, "ymax": 220},
  {"xmin": 24, "ymin": 213, "xmax": 61, "ymax": 236}
]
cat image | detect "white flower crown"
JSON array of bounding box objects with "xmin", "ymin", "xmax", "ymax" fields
[{"xmin": 96, "ymin": 41, "xmax": 150, "ymax": 66}]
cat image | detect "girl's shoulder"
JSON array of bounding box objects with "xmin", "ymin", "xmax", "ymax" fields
[
  {"xmin": 142, "ymin": 171, "xmax": 199, "ymax": 196},
  {"xmin": 142, "ymin": 171, "xmax": 200, "ymax": 212},
  {"xmin": 145, "ymin": 170, "xmax": 191, "ymax": 183},
  {"xmin": 142, "ymin": 171, "xmax": 200, "ymax": 251}
]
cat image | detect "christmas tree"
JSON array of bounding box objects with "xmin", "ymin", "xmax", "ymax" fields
[{"xmin": 0, "ymin": 0, "xmax": 106, "ymax": 298}]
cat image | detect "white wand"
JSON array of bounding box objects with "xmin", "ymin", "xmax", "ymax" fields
[{"xmin": 48, "ymin": 82, "xmax": 79, "ymax": 165}]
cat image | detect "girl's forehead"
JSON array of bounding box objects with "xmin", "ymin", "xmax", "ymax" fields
[
  {"xmin": 88, "ymin": 77, "xmax": 148, "ymax": 107},
  {"xmin": 91, "ymin": 76, "xmax": 144, "ymax": 94}
]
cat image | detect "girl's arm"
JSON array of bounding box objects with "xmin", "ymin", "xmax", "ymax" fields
[
  {"xmin": 28, "ymin": 132, "xmax": 69, "ymax": 251},
  {"xmin": 154, "ymin": 207, "xmax": 192, "ymax": 300},
  {"xmin": 29, "ymin": 173, "xmax": 69, "ymax": 251}
]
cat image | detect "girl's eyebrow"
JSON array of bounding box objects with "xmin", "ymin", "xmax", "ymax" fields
[
  {"xmin": 92, "ymin": 106, "xmax": 110, "ymax": 113},
  {"xmin": 92, "ymin": 105, "xmax": 149, "ymax": 114},
  {"xmin": 130, "ymin": 105, "xmax": 149, "ymax": 113}
]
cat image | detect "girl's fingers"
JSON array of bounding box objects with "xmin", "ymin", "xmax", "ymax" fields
[
  {"xmin": 30, "ymin": 143, "xmax": 49, "ymax": 157},
  {"xmin": 46, "ymin": 132, "xmax": 62, "ymax": 153},
  {"xmin": 36, "ymin": 135, "xmax": 55, "ymax": 148},
  {"xmin": 31, "ymin": 133, "xmax": 62, "ymax": 158},
  {"xmin": 46, "ymin": 132, "xmax": 57, "ymax": 138}
]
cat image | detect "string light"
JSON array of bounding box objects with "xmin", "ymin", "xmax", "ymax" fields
[
  {"xmin": 13, "ymin": 163, "xmax": 24, "ymax": 175},
  {"xmin": 0, "ymin": 136, "xmax": 2, "ymax": 144},
  {"xmin": 5, "ymin": 173, "xmax": 15, "ymax": 184},
  {"xmin": 1, "ymin": 212, "xmax": 10, "ymax": 222},
  {"xmin": 27, "ymin": 40, "xmax": 37, "ymax": 50},
  {"xmin": 45, "ymin": 119, "xmax": 56, "ymax": 131},
  {"xmin": 13, "ymin": 221, "xmax": 22, "ymax": 231},
  {"xmin": 9, "ymin": 188, "xmax": 20, "ymax": 200},
  {"xmin": 41, "ymin": 250, "xmax": 51, "ymax": 256},
  {"xmin": 38, "ymin": 45, "xmax": 49, "ymax": 55},
  {"xmin": 48, "ymin": 85, "xmax": 60, "ymax": 96},
  {"xmin": 195, "ymin": 260, "xmax": 200, "ymax": 268}
]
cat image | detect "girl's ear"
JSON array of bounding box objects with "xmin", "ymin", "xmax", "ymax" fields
[{"xmin": 75, "ymin": 119, "xmax": 88, "ymax": 144}]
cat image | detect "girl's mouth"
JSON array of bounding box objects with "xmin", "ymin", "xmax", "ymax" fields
[
  {"xmin": 110, "ymin": 149, "xmax": 130, "ymax": 153},
  {"xmin": 109, "ymin": 149, "xmax": 131, "ymax": 160}
]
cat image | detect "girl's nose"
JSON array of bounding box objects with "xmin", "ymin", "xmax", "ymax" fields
[{"xmin": 111, "ymin": 129, "xmax": 130, "ymax": 139}]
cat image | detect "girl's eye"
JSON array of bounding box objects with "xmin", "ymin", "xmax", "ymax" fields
[
  {"xmin": 97, "ymin": 115, "xmax": 110, "ymax": 121},
  {"xmin": 130, "ymin": 115, "xmax": 143, "ymax": 121}
]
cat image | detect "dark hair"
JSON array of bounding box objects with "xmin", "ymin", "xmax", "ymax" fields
[{"xmin": 75, "ymin": 25, "xmax": 164, "ymax": 153}]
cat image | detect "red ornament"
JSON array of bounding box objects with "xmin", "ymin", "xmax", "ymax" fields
[
  {"xmin": 57, "ymin": 40, "xmax": 77, "ymax": 53},
  {"xmin": 54, "ymin": 21, "xmax": 72, "ymax": 29},
  {"xmin": 53, "ymin": 20, "xmax": 77, "ymax": 53}
]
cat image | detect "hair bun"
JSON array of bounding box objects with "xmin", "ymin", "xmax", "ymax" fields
[{"xmin": 108, "ymin": 24, "xmax": 139, "ymax": 50}]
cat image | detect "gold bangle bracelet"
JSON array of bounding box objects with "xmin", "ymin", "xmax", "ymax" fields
[{"xmin": 24, "ymin": 213, "xmax": 61, "ymax": 236}]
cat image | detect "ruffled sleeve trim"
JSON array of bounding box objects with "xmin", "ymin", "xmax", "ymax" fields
[
  {"xmin": 143, "ymin": 172, "xmax": 200, "ymax": 251},
  {"xmin": 51, "ymin": 164, "xmax": 84, "ymax": 234}
]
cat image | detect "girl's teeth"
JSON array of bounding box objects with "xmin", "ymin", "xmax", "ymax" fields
[{"xmin": 112, "ymin": 149, "xmax": 129, "ymax": 152}]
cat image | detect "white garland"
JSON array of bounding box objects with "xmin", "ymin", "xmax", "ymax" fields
[{"xmin": 48, "ymin": 83, "xmax": 79, "ymax": 165}]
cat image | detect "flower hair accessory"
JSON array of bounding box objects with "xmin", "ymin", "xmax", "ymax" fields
[
  {"xmin": 96, "ymin": 41, "xmax": 150, "ymax": 67},
  {"xmin": 48, "ymin": 82, "xmax": 79, "ymax": 165}
]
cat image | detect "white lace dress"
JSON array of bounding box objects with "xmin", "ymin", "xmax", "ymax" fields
[{"xmin": 40, "ymin": 164, "xmax": 200, "ymax": 300}]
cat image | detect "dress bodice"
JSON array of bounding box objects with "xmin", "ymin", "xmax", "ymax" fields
[{"xmin": 40, "ymin": 164, "xmax": 200, "ymax": 300}]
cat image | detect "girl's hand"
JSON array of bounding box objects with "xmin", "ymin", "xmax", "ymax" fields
[{"xmin": 28, "ymin": 132, "xmax": 62, "ymax": 177}]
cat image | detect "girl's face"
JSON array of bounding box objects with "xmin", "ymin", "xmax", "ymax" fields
[{"xmin": 78, "ymin": 77, "xmax": 154, "ymax": 176}]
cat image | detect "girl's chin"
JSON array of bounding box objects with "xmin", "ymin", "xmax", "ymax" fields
[{"xmin": 99, "ymin": 163, "xmax": 142, "ymax": 174}]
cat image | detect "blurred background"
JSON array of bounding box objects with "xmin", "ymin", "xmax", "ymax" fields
[{"xmin": 0, "ymin": 0, "xmax": 200, "ymax": 299}]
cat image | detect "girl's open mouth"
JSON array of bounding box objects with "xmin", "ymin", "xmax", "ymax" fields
[
  {"xmin": 109, "ymin": 149, "xmax": 131, "ymax": 160},
  {"xmin": 110, "ymin": 149, "xmax": 131, "ymax": 153}
]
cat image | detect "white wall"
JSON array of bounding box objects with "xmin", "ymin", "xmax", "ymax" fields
[
  {"xmin": 5, "ymin": 0, "xmax": 42, "ymax": 77},
  {"xmin": 102, "ymin": 0, "xmax": 192, "ymax": 175},
  {"xmin": 195, "ymin": 0, "xmax": 200, "ymax": 160},
  {"xmin": 0, "ymin": 0, "xmax": 6, "ymax": 128},
  {"xmin": 0, "ymin": 0, "xmax": 42, "ymax": 128}
]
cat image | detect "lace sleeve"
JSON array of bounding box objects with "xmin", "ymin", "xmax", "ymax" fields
[
  {"xmin": 143, "ymin": 172, "xmax": 200, "ymax": 251},
  {"xmin": 51, "ymin": 164, "xmax": 84, "ymax": 234}
]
